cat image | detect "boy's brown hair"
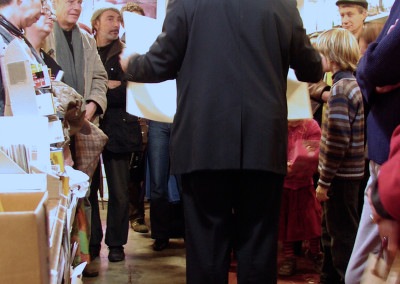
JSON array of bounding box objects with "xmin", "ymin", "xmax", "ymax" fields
[
  {"xmin": 317, "ymin": 28, "xmax": 360, "ymax": 72},
  {"xmin": 360, "ymin": 22, "xmax": 385, "ymax": 46},
  {"xmin": 120, "ymin": 2, "xmax": 145, "ymax": 16}
]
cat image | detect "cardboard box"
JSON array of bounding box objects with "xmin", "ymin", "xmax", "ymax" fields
[
  {"xmin": 0, "ymin": 191, "xmax": 49, "ymax": 284},
  {"xmin": 46, "ymin": 172, "xmax": 61, "ymax": 200},
  {"xmin": 0, "ymin": 173, "xmax": 47, "ymax": 191}
]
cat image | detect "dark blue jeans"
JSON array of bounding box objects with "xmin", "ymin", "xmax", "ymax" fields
[{"xmin": 147, "ymin": 121, "xmax": 184, "ymax": 239}]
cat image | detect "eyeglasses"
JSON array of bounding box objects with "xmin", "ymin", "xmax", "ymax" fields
[{"xmin": 41, "ymin": 2, "xmax": 56, "ymax": 20}]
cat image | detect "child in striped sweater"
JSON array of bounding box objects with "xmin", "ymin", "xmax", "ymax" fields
[{"xmin": 315, "ymin": 28, "xmax": 365, "ymax": 284}]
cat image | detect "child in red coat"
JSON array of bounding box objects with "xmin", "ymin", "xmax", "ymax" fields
[{"xmin": 278, "ymin": 118, "xmax": 322, "ymax": 276}]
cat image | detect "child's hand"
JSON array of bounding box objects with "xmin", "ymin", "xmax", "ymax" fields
[
  {"xmin": 287, "ymin": 161, "xmax": 293, "ymax": 173},
  {"xmin": 316, "ymin": 186, "xmax": 329, "ymax": 202}
]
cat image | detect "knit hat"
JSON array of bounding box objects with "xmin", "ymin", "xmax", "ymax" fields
[
  {"xmin": 336, "ymin": 0, "xmax": 368, "ymax": 10},
  {"xmin": 91, "ymin": 4, "xmax": 121, "ymax": 30}
]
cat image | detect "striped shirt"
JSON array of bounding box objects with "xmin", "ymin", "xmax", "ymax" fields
[{"xmin": 318, "ymin": 72, "xmax": 365, "ymax": 188}]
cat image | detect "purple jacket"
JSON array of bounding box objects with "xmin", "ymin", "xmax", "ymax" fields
[{"xmin": 357, "ymin": 0, "xmax": 400, "ymax": 165}]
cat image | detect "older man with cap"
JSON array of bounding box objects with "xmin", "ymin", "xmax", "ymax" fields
[
  {"xmin": 336, "ymin": 0, "xmax": 368, "ymax": 41},
  {"xmin": 88, "ymin": 5, "xmax": 143, "ymax": 263}
]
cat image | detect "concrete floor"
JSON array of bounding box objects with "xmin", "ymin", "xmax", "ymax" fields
[{"xmin": 83, "ymin": 201, "xmax": 320, "ymax": 284}]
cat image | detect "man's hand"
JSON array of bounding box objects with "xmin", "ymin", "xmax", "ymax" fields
[
  {"xmin": 119, "ymin": 48, "xmax": 138, "ymax": 72},
  {"xmin": 376, "ymin": 82, "xmax": 400, "ymax": 94},
  {"xmin": 387, "ymin": 19, "xmax": 399, "ymax": 34},
  {"xmin": 377, "ymin": 219, "xmax": 400, "ymax": 265},
  {"xmin": 108, "ymin": 80, "xmax": 122, "ymax": 89},
  {"xmin": 85, "ymin": 101, "xmax": 97, "ymax": 122},
  {"xmin": 367, "ymin": 186, "xmax": 400, "ymax": 265},
  {"xmin": 316, "ymin": 185, "xmax": 329, "ymax": 202}
]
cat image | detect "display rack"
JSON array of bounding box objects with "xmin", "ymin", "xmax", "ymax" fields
[{"xmin": 47, "ymin": 176, "xmax": 85, "ymax": 284}]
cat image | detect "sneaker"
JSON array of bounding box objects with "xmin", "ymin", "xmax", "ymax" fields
[
  {"xmin": 131, "ymin": 219, "xmax": 149, "ymax": 233},
  {"xmin": 108, "ymin": 246, "xmax": 125, "ymax": 262},
  {"xmin": 278, "ymin": 257, "xmax": 296, "ymax": 276},
  {"xmin": 153, "ymin": 238, "xmax": 169, "ymax": 251}
]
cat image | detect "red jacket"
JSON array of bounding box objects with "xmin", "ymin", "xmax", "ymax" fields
[{"xmin": 377, "ymin": 124, "xmax": 400, "ymax": 221}]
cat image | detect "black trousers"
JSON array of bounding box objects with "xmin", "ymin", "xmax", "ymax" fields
[
  {"xmin": 181, "ymin": 170, "xmax": 284, "ymax": 284},
  {"xmin": 129, "ymin": 151, "xmax": 146, "ymax": 221},
  {"xmin": 322, "ymin": 178, "xmax": 360, "ymax": 282},
  {"xmin": 89, "ymin": 163, "xmax": 102, "ymax": 249},
  {"xmin": 89, "ymin": 150, "xmax": 131, "ymax": 248}
]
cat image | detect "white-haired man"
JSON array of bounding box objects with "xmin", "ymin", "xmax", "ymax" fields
[{"xmin": 50, "ymin": 0, "xmax": 108, "ymax": 277}]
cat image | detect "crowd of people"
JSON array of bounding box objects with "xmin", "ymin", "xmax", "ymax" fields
[{"xmin": 0, "ymin": 0, "xmax": 400, "ymax": 283}]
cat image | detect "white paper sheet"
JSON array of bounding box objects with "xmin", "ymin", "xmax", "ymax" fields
[
  {"xmin": 286, "ymin": 69, "xmax": 312, "ymax": 120},
  {"xmin": 126, "ymin": 81, "xmax": 176, "ymax": 123},
  {"xmin": 48, "ymin": 119, "xmax": 65, "ymax": 144},
  {"xmin": 124, "ymin": 12, "xmax": 161, "ymax": 54},
  {"xmin": 124, "ymin": 9, "xmax": 310, "ymax": 123},
  {"xmin": 124, "ymin": 8, "xmax": 177, "ymax": 123}
]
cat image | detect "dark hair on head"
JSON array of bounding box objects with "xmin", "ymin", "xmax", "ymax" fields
[
  {"xmin": 0, "ymin": 0, "xmax": 13, "ymax": 7},
  {"xmin": 120, "ymin": 2, "xmax": 145, "ymax": 16},
  {"xmin": 360, "ymin": 22, "xmax": 385, "ymax": 46}
]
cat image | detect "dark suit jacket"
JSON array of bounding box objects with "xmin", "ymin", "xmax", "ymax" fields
[{"xmin": 126, "ymin": 0, "xmax": 322, "ymax": 175}]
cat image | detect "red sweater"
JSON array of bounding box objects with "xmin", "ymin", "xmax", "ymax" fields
[{"xmin": 377, "ymin": 125, "xmax": 400, "ymax": 221}]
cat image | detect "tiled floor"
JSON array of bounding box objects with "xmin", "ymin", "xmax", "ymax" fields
[{"xmin": 83, "ymin": 201, "xmax": 320, "ymax": 284}]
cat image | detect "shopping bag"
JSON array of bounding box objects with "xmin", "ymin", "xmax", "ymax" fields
[
  {"xmin": 362, "ymin": 238, "xmax": 400, "ymax": 284},
  {"xmin": 74, "ymin": 122, "xmax": 108, "ymax": 179},
  {"xmin": 362, "ymin": 253, "xmax": 389, "ymax": 284}
]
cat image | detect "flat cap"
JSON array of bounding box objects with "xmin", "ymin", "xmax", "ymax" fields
[{"xmin": 336, "ymin": 0, "xmax": 368, "ymax": 10}]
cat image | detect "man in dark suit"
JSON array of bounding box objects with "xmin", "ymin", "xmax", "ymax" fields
[{"xmin": 120, "ymin": 0, "xmax": 322, "ymax": 283}]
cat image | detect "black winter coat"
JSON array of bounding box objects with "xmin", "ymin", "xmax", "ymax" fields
[
  {"xmin": 126, "ymin": 0, "xmax": 322, "ymax": 175},
  {"xmin": 101, "ymin": 40, "xmax": 142, "ymax": 153}
]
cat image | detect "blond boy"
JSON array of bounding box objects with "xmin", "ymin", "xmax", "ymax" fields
[{"xmin": 316, "ymin": 28, "xmax": 365, "ymax": 284}]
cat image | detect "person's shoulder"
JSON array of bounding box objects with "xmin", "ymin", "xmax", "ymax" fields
[
  {"xmin": 113, "ymin": 39, "xmax": 125, "ymax": 49},
  {"xmin": 78, "ymin": 27, "xmax": 97, "ymax": 49},
  {"xmin": 119, "ymin": 40, "xmax": 126, "ymax": 49},
  {"xmin": 78, "ymin": 22, "xmax": 93, "ymax": 36},
  {"xmin": 332, "ymin": 78, "xmax": 362, "ymax": 101},
  {"xmin": 79, "ymin": 28, "xmax": 94, "ymax": 39},
  {"xmin": 332, "ymin": 77, "xmax": 358, "ymax": 92}
]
